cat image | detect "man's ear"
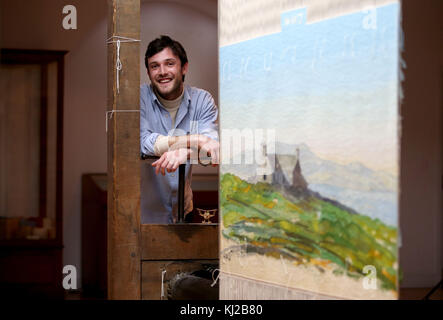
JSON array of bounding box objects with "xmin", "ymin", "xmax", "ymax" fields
[{"xmin": 182, "ymin": 62, "xmax": 189, "ymax": 76}]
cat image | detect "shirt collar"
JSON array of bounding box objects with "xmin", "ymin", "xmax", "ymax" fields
[{"xmin": 149, "ymin": 84, "xmax": 191, "ymax": 107}]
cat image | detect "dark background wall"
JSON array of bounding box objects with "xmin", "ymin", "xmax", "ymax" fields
[{"xmin": 399, "ymin": 0, "xmax": 442, "ymax": 287}]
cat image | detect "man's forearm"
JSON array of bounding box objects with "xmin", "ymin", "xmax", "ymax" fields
[
  {"xmin": 153, "ymin": 134, "xmax": 218, "ymax": 165},
  {"xmin": 153, "ymin": 134, "xmax": 205, "ymax": 156},
  {"xmin": 167, "ymin": 134, "xmax": 209, "ymax": 150}
]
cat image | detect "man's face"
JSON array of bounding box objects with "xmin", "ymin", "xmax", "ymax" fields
[{"xmin": 147, "ymin": 47, "xmax": 188, "ymax": 100}]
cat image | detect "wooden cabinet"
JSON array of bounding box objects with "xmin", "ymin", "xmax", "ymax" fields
[
  {"xmin": 0, "ymin": 49, "xmax": 65, "ymax": 299},
  {"xmin": 0, "ymin": 242, "xmax": 63, "ymax": 298},
  {"xmin": 81, "ymin": 174, "xmax": 108, "ymax": 298}
]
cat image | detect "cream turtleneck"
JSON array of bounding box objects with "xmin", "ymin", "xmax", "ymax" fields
[
  {"xmin": 155, "ymin": 88, "xmax": 184, "ymax": 127},
  {"xmin": 153, "ymin": 87, "xmax": 185, "ymax": 156}
]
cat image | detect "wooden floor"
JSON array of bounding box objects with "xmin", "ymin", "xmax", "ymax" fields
[
  {"xmin": 399, "ymin": 287, "xmax": 443, "ymax": 300},
  {"xmin": 64, "ymin": 287, "xmax": 443, "ymax": 300}
]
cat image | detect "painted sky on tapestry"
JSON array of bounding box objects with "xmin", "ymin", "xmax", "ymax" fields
[{"xmin": 219, "ymin": 1, "xmax": 400, "ymax": 299}]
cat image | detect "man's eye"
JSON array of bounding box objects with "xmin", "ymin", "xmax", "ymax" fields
[
  {"xmin": 151, "ymin": 65, "xmax": 158, "ymax": 69},
  {"xmin": 168, "ymin": 62, "xmax": 174, "ymax": 66}
]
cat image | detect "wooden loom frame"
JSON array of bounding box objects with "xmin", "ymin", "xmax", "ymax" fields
[{"xmin": 106, "ymin": 0, "xmax": 218, "ymax": 300}]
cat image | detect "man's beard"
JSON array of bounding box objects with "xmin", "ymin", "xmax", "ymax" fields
[{"xmin": 153, "ymin": 77, "xmax": 183, "ymax": 100}]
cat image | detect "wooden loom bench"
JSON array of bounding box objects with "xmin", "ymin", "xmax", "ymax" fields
[{"xmin": 140, "ymin": 154, "xmax": 219, "ymax": 300}]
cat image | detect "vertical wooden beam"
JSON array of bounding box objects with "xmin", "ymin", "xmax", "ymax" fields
[{"xmin": 107, "ymin": 0, "xmax": 140, "ymax": 300}]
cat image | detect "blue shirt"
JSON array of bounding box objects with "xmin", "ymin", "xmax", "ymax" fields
[{"xmin": 140, "ymin": 84, "xmax": 218, "ymax": 224}]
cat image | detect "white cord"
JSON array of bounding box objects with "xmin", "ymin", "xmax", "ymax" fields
[
  {"xmin": 210, "ymin": 268, "xmax": 220, "ymax": 287},
  {"xmin": 116, "ymin": 40, "xmax": 122, "ymax": 93},
  {"xmin": 106, "ymin": 36, "xmax": 140, "ymax": 94},
  {"xmin": 161, "ymin": 269, "xmax": 167, "ymax": 300},
  {"xmin": 280, "ymin": 254, "xmax": 289, "ymax": 275},
  {"xmin": 106, "ymin": 35, "xmax": 141, "ymax": 43},
  {"xmin": 105, "ymin": 110, "xmax": 139, "ymax": 132}
]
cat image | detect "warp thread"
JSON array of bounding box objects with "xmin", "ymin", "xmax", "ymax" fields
[
  {"xmin": 210, "ymin": 268, "xmax": 220, "ymax": 287},
  {"xmin": 161, "ymin": 269, "xmax": 167, "ymax": 300},
  {"xmin": 106, "ymin": 35, "xmax": 140, "ymax": 94},
  {"xmin": 105, "ymin": 110, "xmax": 139, "ymax": 133}
]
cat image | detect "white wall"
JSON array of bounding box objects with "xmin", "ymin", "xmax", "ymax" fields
[
  {"xmin": 140, "ymin": 0, "xmax": 219, "ymax": 176},
  {"xmin": 141, "ymin": 0, "xmax": 218, "ymax": 102}
]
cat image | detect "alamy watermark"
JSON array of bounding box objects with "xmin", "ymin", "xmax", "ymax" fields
[
  {"xmin": 62, "ymin": 265, "xmax": 77, "ymax": 290},
  {"xmin": 166, "ymin": 123, "xmax": 277, "ymax": 175},
  {"xmin": 362, "ymin": 7, "xmax": 377, "ymax": 30},
  {"xmin": 62, "ymin": 5, "xmax": 77, "ymax": 30},
  {"xmin": 362, "ymin": 265, "xmax": 377, "ymax": 290}
]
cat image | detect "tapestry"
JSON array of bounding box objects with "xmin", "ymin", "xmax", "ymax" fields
[{"xmin": 219, "ymin": 0, "xmax": 401, "ymax": 299}]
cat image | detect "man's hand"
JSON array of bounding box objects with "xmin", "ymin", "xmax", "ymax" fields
[
  {"xmin": 168, "ymin": 134, "xmax": 220, "ymax": 167},
  {"xmin": 198, "ymin": 136, "xmax": 220, "ymax": 167},
  {"xmin": 152, "ymin": 148, "xmax": 189, "ymax": 175}
]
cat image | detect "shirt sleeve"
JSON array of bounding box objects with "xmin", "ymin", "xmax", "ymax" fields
[
  {"xmin": 153, "ymin": 135, "xmax": 170, "ymax": 156},
  {"xmin": 140, "ymin": 89, "xmax": 160, "ymax": 156},
  {"xmin": 196, "ymin": 91, "xmax": 219, "ymax": 141}
]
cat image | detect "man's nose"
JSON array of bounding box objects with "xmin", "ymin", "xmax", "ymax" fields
[{"xmin": 159, "ymin": 64, "xmax": 167, "ymax": 75}]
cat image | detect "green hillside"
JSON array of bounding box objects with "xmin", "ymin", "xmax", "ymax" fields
[{"xmin": 221, "ymin": 173, "xmax": 398, "ymax": 291}]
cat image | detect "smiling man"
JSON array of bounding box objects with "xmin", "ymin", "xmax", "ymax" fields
[{"xmin": 140, "ymin": 35, "xmax": 219, "ymax": 224}]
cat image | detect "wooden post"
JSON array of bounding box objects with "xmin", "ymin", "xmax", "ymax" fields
[{"xmin": 107, "ymin": 0, "xmax": 140, "ymax": 300}]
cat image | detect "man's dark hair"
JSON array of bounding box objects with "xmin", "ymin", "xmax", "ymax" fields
[{"xmin": 145, "ymin": 35, "xmax": 188, "ymax": 81}]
